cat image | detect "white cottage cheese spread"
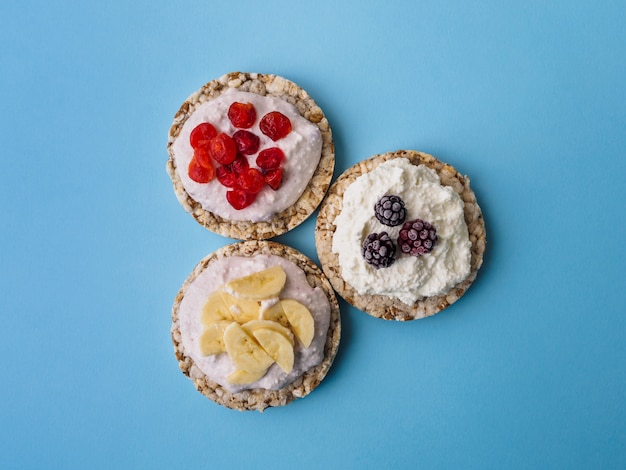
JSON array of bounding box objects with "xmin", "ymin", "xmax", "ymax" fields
[
  {"xmin": 332, "ymin": 158, "xmax": 471, "ymax": 305},
  {"xmin": 172, "ymin": 89, "xmax": 323, "ymax": 222},
  {"xmin": 178, "ymin": 254, "xmax": 331, "ymax": 393}
]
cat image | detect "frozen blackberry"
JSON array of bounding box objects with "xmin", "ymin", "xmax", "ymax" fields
[
  {"xmin": 361, "ymin": 232, "xmax": 396, "ymax": 269},
  {"xmin": 397, "ymin": 219, "xmax": 438, "ymax": 256},
  {"xmin": 374, "ymin": 195, "xmax": 406, "ymax": 227}
]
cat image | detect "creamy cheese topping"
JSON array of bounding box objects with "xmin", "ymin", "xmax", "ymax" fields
[
  {"xmin": 178, "ymin": 255, "xmax": 331, "ymax": 393},
  {"xmin": 172, "ymin": 89, "xmax": 323, "ymax": 222},
  {"xmin": 332, "ymin": 158, "xmax": 471, "ymax": 305}
]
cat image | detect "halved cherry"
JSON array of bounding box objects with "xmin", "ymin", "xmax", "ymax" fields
[
  {"xmin": 264, "ymin": 168, "xmax": 283, "ymax": 190},
  {"xmin": 236, "ymin": 167, "xmax": 265, "ymax": 194},
  {"xmin": 233, "ymin": 130, "xmax": 260, "ymax": 155},
  {"xmin": 231, "ymin": 154, "xmax": 250, "ymax": 175},
  {"xmin": 208, "ymin": 133, "xmax": 237, "ymax": 165},
  {"xmin": 188, "ymin": 157, "xmax": 214, "ymax": 183},
  {"xmin": 216, "ymin": 165, "xmax": 236, "ymax": 188},
  {"xmin": 260, "ymin": 111, "xmax": 292, "ymax": 141},
  {"xmin": 190, "ymin": 122, "xmax": 217, "ymax": 149},
  {"xmin": 256, "ymin": 147, "xmax": 285, "ymax": 170},
  {"xmin": 228, "ymin": 102, "xmax": 256, "ymax": 129},
  {"xmin": 226, "ymin": 189, "xmax": 256, "ymax": 210},
  {"xmin": 193, "ymin": 147, "xmax": 212, "ymax": 169}
]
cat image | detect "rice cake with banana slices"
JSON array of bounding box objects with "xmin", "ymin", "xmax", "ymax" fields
[
  {"xmin": 171, "ymin": 240, "xmax": 341, "ymax": 411},
  {"xmin": 315, "ymin": 150, "xmax": 486, "ymax": 321},
  {"xmin": 166, "ymin": 72, "xmax": 334, "ymax": 240}
]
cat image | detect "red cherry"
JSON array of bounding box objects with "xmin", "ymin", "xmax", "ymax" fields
[
  {"xmin": 188, "ymin": 157, "xmax": 214, "ymax": 183},
  {"xmin": 208, "ymin": 133, "xmax": 237, "ymax": 165},
  {"xmin": 216, "ymin": 154, "xmax": 250, "ymax": 188},
  {"xmin": 256, "ymin": 147, "xmax": 285, "ymax": 170},
  {"xmin": 260, "ymin": 111, "xmax": 292, "ymax": 141},
  {"xmin": 231, "ymin": 154, "xmax": 250, "ymax": 175},
  {"xmin": 190, "ymin": 123, "xmax": 217, "ymax": 149},
  {"xmin": 232, "ymin": 130, "xmax": 260, "ymax": 155},
  {"xmin": 193, "ymin": 147, "xmax": 212, "ymax": 169},
  {"xmin": 236, "ymin": 167, "xmax": 265, "ymax": 194},
  {"xmin": 228, "ymin": 102, "xmax": 256, "ymax": 129},
  {"xmin": 264, "ymin": 168, "xmax": 283, "ymax": 190},
  {"xmin": 226, "ymin": 189, "xmax": 256, "ymax": 210},
  {"xmin": 216, "ymin": 165, "xmax": 236, "ymax": 188}
]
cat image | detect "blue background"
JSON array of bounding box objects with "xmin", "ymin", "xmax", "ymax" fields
[{"xmin": 1, "ymin": 1, "xmax": 625, "ymax": 468}]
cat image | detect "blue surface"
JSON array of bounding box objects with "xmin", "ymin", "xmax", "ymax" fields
[{"xmin": 1, "ymin": 1, "xmax": 625, "ymax": 468}]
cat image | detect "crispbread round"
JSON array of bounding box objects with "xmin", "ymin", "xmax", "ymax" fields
[
  {"xmin": 171, "ymin": 240, "xmax": 341, "ymax": 411},
  {"xmin": 315, "ymin": 150, "xmax": 486, "ymax": 321},
  {"xmin": 166, "ymin": 72, "xmax": 334, "ymax": 240}
]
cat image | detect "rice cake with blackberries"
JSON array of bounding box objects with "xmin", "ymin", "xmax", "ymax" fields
[{"xmin": 315, "ymin": 150, "xmax": 486, "ymax": 321}]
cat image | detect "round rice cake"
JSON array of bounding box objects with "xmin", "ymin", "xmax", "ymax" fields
[
  {"xmin": 315, "ymin": 150, "xmax": 486, "ymax": 321},
  {"xmin": 171, "ymin": 240, "xmax": 341, "ymax": 411},
  {"xmin": 166, "ymin": 72, "xmax": 334, "ymax": 240}
]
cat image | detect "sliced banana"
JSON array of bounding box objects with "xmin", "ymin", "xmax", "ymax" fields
[
  {"xmin": 242, "ymin": 319, "xmax": 294, "ymax": 345},
  {"xmin": 199, "ymin": 266, "xmax": 318, "ymax": 383},
  {"xmin": 225, "ymin": 265, "xmax": 287, "ymax": 301},
  {"xmin": 260, "ymin": 301, "xmax": 291, "ymax": 329},
  {"xmin": 280, "ymin": 299, "xmax": 315, "ymax": 348},
  {"xmin": 223, "ymin": 322, "xmax": 274, "ymax": 373},
  {"xmin": 220, "ymin": 291, "xmax": 260, "ymax": 323},
  {"xmin": 201, "ymin": 290, "xmax": 233, "ymax": 324},
  {"xmin": 227, "ymin": 368, "xmax": 268, "ymax": 385},
  {"xmin": 250, "ymin": 328, "xmax": 295, "ymax": 374},
  {"xmin": 198, "ymin": 320, "xmax": 232, "ymax": 356}
]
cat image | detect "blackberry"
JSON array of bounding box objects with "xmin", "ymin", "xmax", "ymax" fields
[
  {"xmin": 374, "ymin": 195, "xmax": 407, "ymax": 227},
  {"xmin": 397, "ymin": 219, "xmax": 438, "ymax": 256},
  {"xmin": 361, "ymin": 232, "xmax": 396, "ymax": 269}
]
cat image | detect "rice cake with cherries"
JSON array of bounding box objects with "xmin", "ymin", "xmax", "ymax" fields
[{"xmin": 167, "ymin": 72, "xmax": 334, "ymax": 240}]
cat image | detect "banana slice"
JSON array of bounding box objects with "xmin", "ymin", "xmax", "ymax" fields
[
  {"xmin": 242, "ymin": 319, "xmax": 294, "ymax": 345},
  {"xmin": 223, "ymin": 322, "xmax": 274, "ymax": 373},
  {"xmin": 198, "ymin": 320, "xmax": 232, "ymax": 356},
  {"xmin": 227, "ymin": 368, "xmax": 268, "ymax": 385},
  {"xmin": 201, "ymin": 290, "xmax": 233, "ymax": 324},
  {"xmin": 250, "ymin": 328, "xmax": 294, "ymax": 373},
  {"xmin": 260, "ymin": 301, "xmax": 291, "ymax": 329},
  {"xmin": 225, "ymin": 265, "xmax": 287, "ymax": 301},
  {"xmin": 220, "ymin": 291, "xmax": 260, "ymax": 323},
  {"xmin": 280, "ymin": 299, "xmax": 315, "ymax": 348}
]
